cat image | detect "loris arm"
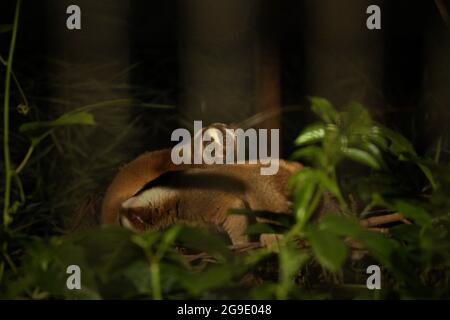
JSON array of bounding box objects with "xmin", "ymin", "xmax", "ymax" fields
[{"xmin": 101, "ymin": 149, "xmax": 189, "ymax": 224}]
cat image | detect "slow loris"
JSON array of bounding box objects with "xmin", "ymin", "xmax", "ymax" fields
[{"xmin": 100, "ymin": 123, "xmax": 334, "ymax": 245}]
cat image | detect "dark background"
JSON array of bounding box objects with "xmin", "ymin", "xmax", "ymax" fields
[
  {"xmin": 1, "ymin": 0, "xmax": 448, "ymax": 150},
  {"xmin": 1, "ymin": 0, "xmax": 449, "ymax": 164}
]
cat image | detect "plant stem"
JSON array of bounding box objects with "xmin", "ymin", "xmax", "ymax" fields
[
  {"xmin": 11, "ymin": 70, "xmax": 28, "ymax": 108},
  {"xmin": 15, "ymin": 145, "xmax": 34, "ymax": 175},
  {"xmin": 434, "ymin": 136, "xmax": 442, "ymax": 164},
  {"xmin": 331, "ymin": 169, "xmax": 350, "ymax": 214},
  {"xmin": 150, "ymin": 261, "xmax": 162, "ymax": 300},
  {"xmin": 13, "ymin": 174, "xmax": 25, "ymax": 204},
  {"xmin": 0, "ymin": 54, "xmax": 29, "ymax": 107},
  {"xmin": 3, "ymin": 0, "xmax": 21, "ymax": 227}
]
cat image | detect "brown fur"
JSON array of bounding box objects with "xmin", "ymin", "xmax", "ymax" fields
[
  {"xmin": 100, "ymin": 123, "xmax": 337, "ymax": 246},
  {"xmin": 101, "ymin": 123, "xmax": 235, "ymax": 225},
  {"xmin": 116, "ymin": 161, "xmax": 302, "ymax": 244},
  {"xmin": 101, "ymin": 149, "xmax": 195, "ymax": 225}
]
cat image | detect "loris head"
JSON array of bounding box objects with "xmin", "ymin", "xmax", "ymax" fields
[{"xmin": 171, "ymin": 122, "xmax": 238, "ymax": 165}]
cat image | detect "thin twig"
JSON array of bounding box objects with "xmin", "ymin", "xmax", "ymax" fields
[
  {"xmin": 15, "ymin": 145, "xmax": 34, "ymax": 175},
  {"xmin": 2, "ymin": 0, "xmax": 21, "ymax": 227},
  {"xmin": 360, "ymin": 212, "xmax": 408, "ymax": 227},
  {"xmin": 184, "ymin": 213, "xmax": 411, "ymax": 264},
  {"xmin": 183, "ymin": 242, "xmax": 263, "ymax": 263},
  {"xmin": 0, "ymin": 54, "xmax": 28, "ymax": 107}
]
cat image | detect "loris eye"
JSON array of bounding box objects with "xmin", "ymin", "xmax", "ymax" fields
[{"xmin": 120, "ymin": 207, "xmax": 147, "ymax": 232}]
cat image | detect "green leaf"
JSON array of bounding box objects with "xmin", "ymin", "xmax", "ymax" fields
[
  {"xmin": 341, "ymin": 147, "xmax": 381, "ymax": 170},
  {"xmin": 123, "ymin": 261, "xmax": 152, "ymax": 294},
  {"xmin": 311, "ymin": 170, "xmax": 341, "ymax": 197},
  {"xmin": 180, "ymin": 264, "xmax": 236, "ymax": 295},
  {"xmin": 292, "ymin": 174, "xmax": 318, "ymax": 224},
  {"xmin": 378, "ymin": 126, "xmax": 415, "ymax": 156},
  {"xmin": 307, "ymin": 227, "xmax": 348, "ymax": 272},
  {"xmin": 294, "ymin": 123, "xmax": 325, "ymax": 146},
  {"xmin": 356, "ymin": 232, "xmax": 398, "ymax": 267},
  {"xmin": 416, "ymin": 162, "xmax": 437, "ymax": 190},
  {"xmin": 390, "ymin": 224, "xmax": 421, "ymax": 243},
  {"xmin": 245, "ymin": 223, "xmax": 288, "ymax": 236},
  {"xmin": 361, "ymin": 142, "xmax": 386, "ymax": 168},
  {"xmin": 376, "ymin": 126, "xmax": 436, "ymax": 188},
  {"xmin": 278, "ymin": 245, "xmax": 309, "ymax": 297},
  {"xmin": 20, "ymin": 111, "xmax": 95, "ymax": 134},
  {"xmin": 19, "ymin": 111, "xmax": 96, "ymax": 148},
  {"xmin": 310, "ymin": 97, "xmax": 338, "ymax": 124},
  {"xmin": 289, "ymin": 146, "xmax": 326, "ymax": 167},
  {"xmin": 132, "ymin": 233, "xmax": 160, "ymax": 252},
  {"xmin": 228, "ymin": 208, "xmax": 294, "ymax": 228},
  {"xmin": 177, "ymin": 226, "xmax": 230, "ymax": 260},
  {"xmin": 319, "ymin": 214, "xmax": 363, "ymax": 237},
  {"xmin": 318, "ymin": 214, "xmax": 399, "ymax": 269},
  {"xmin": 279, "ymin": 247, "xmax": 309, "ymax": 283},
  {"xmin": 391, "ymin": 200, "xmax": 432, "ymax": 226},
  {"xmin": 366, "ymin": 126, "xmax": 389, "ymax": 149},
  {"xmin": 156, "ymin": 225, "xmax": 182, "ymax": 258}
]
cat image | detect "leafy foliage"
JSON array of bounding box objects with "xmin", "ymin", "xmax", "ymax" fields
[
  {"xmin": 2, "ymin": 97, "xmax": 450, "ymax": 299},
  {"xmin": 1, "ymin": 3, "xmax": 450, "ymax": 298}
]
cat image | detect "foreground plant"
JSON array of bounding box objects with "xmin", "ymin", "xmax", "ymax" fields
[{"xmin": 2, "ymin": 97, "xmax": 449, "ymax": 299}]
